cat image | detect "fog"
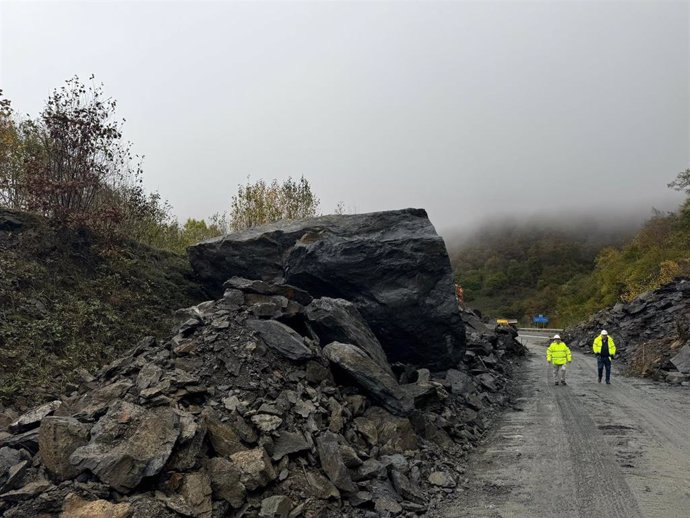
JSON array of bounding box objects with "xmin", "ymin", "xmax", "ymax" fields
[{"xmin": 1, "ymin": 1, "xmax": 687, "ymax": 235}]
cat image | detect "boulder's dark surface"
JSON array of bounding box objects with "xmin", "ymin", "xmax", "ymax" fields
[
  {"xmin": 565, "ymin": 278, "xmax": 690, "ymax": 383},
  {"xmin": 188, "ymin": 209, "xmax": 465, "ymax": 368}
]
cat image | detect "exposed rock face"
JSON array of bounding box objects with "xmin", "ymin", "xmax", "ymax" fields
[
  {"xmin": 188, "ymin": 208, "xmax": 465, "ymax": 368},
  {"xmin": 565, "ymin": 278, "xmax": 690, "ymax": 382}
]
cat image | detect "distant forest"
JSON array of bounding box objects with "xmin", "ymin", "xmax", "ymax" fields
[{"xmin": 450, "ymin": 182, "xmax": 690, "ymax": 327}]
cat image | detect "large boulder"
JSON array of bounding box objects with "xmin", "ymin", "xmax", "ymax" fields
[{"xmin": 188, "ymin": 208, "xmax": 465, "ymax": 368}]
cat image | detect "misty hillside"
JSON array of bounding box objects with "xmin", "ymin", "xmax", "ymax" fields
[{"xmin": 449, "ymin": 203, "xmax": 690, "ymax": 327}]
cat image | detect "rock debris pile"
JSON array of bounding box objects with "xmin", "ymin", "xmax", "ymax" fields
[
  {"xmin": 0, "ymin": 209, "xmax": 526, "ymax": 517},
  {"xmin": 565, "ymin": 277, "xmax": 690, "ymax": 384}
]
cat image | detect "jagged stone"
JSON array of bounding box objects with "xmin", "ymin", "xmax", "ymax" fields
[
  {"xmin": 306, "ymin": 470, "xmax": 341, "ymax": 500},
  {"xmin": 428, "ymin": 471, "xmax": 456, "ymax": 488},
  {"xmin": 207, "ymin": 456, "xmax": 246, "ymax": 508},
  {"xmin": 670, "ymin": 344, "xmax": 690, "ymax": 374},
  {"xmin": 259, "ymin": 495, "xmax": 293, "ymax": 518},
  {"xmin": 203, "ymin": 410, "xmax": 246, "ymax": 457},
  {"xmin": 224, "ymin": 277, "xmax": 313, "ymax": 306},
  {"xmin": 229, "ymin": 448, "xmax": 276, "ymax": 491},
  {"xmin": 69, "ymin": 401, "xmax": 180, "ymax": 493},
  {"xmin": 9, "ymin": 400, "xmax": 61, "ymax": 433},
  {"xmin": 187, "ymin": 209, "xmax": 466, "ymax": 368},
  {"xmin": 316, "ymin": 431, "xmax": 357, "ymax": 493},
  {"xmin": 391, "ymin": 469, "xmax": 427, "ymax": 504},
  {"xmin": 323, "ymin": 342, "xmax": 412, "ymax": 416},
  {"xmin": 305, "ymin": 297, "xmax": 393, "ymax": 375},
  {"xmin": 179, "ymin": 471, "xmax": 213, "ymax": 518},
  {"xmin": 271, "ymin": 431, "xmax": 310, "ymax": 461},
  {"xmin": 61, "ymin": 493, "xmax": 131, "ymax": 518},
  {"xmin": 353, "ymin": 407, "xmax": 417, "ymax": 455},
  {"xmin": 247, "ymin": 319, "xmax": 313, "ymax": 361},
  {"xmin": 38, "ymin": 416, "xmax": 90, "ymax": 481}
]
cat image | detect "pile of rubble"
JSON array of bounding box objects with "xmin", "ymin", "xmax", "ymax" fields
[
  {"xmin": 0, "ymin": 209, "xmax": 526, "ymax": 517},
  {"xmin": 565, "ymin": 277, "xmax": 690, "ymax": 384}
]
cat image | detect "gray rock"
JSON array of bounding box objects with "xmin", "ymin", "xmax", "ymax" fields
[
  {"xmin": 259, "ymin": 495, "xmax": 293, "ymax": 518},
  {"xmin": 179, "ymin": 471, "xmax": 213, "ymax": 518},
  {"xmin": 305, "ymin": 297, "xmax": 393, "ymax": 375},
  {"xmin": 316, "ymin": 431, "xmax": 357, "ymax": 493},
  {"xmin": 187, "ymin": 209, "xmax": 466, "ymax": 368},
  {"xmin": 323, "ymin": 342, "xmax": 412, "ymax": 416},
  {"xmin": 305, "ymin": 470, "xmax": 341, "ymax": 500},
  {"xmin": 271, "ymin": 431, "xmax": 310, "ymax": 461},
  {"xmin": 353, "ymin": 407, "xmax": 418, "ymax": 455},
  {"xmin": 428, "ymin": 471, "xmax": 456, "ymax": 488},
  {"xmin": 38, "ymin": 416, "xmax": 90, "ymax": 481},
  {"xmin": 670, "ymin": 344, "xmax": 690, "ymax": 374},
  {"xmin": 203, "ymin": 410, "xmax": 246, "ymax": 457},
  {"xmin": 391, "ymin": 469, "xmax": 426, "ymax": 504},
  {"xmin": 207, "ymin": 457, "xmax": 246, "ymax": 508},
  {"xmin": 247, "ymin": 319, "xmax": 313, "ymax": 361},
  {"xmin": 69, "ymin": 401, "xmax": 180, "ymax": 493},
  {"xmin": 229, "ymin": 448, "xmax": 276, "ymax": 491},
  {"xmin": 224, "ymin": 277, "xmax": 313, "ymax": 306},
  {"xmin": 446, "ymin": 369, "xmax": 474, "ymax": 395},
  {"xmin": 136, "ymin": 364, "xmax": 163, "ymax": 391},
  {"xmin": 9, "ymin": 400, "xmax": 61, "ymax": 433}
]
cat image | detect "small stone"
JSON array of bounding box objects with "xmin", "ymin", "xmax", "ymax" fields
[
  {"xmin": 259, "ymin": 495, "xmax": 293, "ymax": 518},
  {"xmin": 60, "ymin": 493, "xmax": 131, "ymax": 518},
  {"xmin": 428, "ymin": 471, "xmax": 456, "ymax": 488}
]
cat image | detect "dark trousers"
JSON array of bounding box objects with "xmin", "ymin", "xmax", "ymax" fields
[{"xmin": 597, "ymin": 356, "xmax": 611, "ymax": 383}]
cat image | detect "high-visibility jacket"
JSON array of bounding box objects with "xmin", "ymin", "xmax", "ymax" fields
[
  {"xmin": 592, "ymin": 335, "xmax": 616, "ymax": 356},
  {"xmin": 546, "ymin": 341, "xmax": 572, "ymax": 365}
]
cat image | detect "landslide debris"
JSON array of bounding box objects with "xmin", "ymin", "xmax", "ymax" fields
[{"xmin": 0, "ymin": 280, "xmax": 524, "ymax": 517}]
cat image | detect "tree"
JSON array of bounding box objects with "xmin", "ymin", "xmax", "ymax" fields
[
  {"xmin": 668, "ymin": 168, "xmax": 690, "ymax": 194},
  {"xmin": 22, "ymin": 76, "xmax": 144, "ymax": 230},
  {"xmin": 229, "ymin": 176, "xmax": 319, "ymax": 231},
  {"xmin": 0, "ymin": 90, "xmax": 26, "ymax": 209}
]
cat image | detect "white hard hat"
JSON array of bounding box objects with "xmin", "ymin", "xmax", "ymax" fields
[
  {"xmin": 553, "ymin": 334, "xmax": 560, "ymax": 340},
  {"xmin": 601, "ymin": 330, "xmax": 608, "ymax": 335}
]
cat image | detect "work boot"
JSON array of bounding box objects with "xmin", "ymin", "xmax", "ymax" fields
[
  {"xmin": 561, "ymin": 381, "xmax": 567, "ymax": 385},
  {"xmin": 606, "ymin": 381, "xmax": 611, "ymax": 385},
  {"xmin": 554, "ymin": 382, "xmax": 559, "ymax": 386},
  {"xmin": 598, "ymin": 377, "xmax": 602, "ymax": 383}
]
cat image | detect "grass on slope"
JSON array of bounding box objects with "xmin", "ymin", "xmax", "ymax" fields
[{"xmin": 0, "ymin": 209, "xmax": 207, "ymax": 408}]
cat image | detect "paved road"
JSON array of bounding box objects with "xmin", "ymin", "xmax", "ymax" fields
[{"xmin": 438, "ymin": 333, "xmax": 690, "ymax": 518}]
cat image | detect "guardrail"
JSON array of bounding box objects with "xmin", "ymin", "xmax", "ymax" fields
[{"xmin": 517, "ymin": 328, "xmax": 564, "ymax": 333}]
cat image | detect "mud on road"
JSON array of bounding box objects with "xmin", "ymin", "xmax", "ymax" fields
[{"xmin": 438, "ymin": 334, "xmax": 690, "ymax": 518}]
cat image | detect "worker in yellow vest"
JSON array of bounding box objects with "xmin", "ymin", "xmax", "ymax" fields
[
  {"xmin": 592, "ymin": 330, "xmax": 616, "ymax": 384},
  {"xmin": 546, "ymin": 334, "xmax": 572, "ymax": 385}
]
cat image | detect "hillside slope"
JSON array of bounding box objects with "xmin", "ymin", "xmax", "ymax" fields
[{"xmin": 0, "ymin": 209, "xmax": 206, "ymax": 407}]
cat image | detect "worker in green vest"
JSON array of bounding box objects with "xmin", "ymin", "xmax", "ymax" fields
[{"xmin": 547, "ymin": 334, "xmax": 572, "ymax": 385}]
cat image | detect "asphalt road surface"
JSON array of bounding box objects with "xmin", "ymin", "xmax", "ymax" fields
[{"xmin": 438, "ymin": 333, "xmax": 690, "ymax": 518}]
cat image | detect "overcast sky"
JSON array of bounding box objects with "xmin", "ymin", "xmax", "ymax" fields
[{"xmin": 1, "ymin": 0, "xmax": 688, "ymax": 234}]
